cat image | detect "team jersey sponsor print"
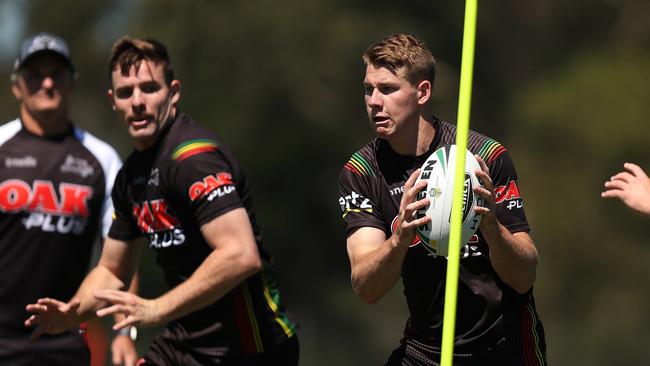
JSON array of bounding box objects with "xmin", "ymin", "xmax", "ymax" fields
[
  {"xmin": 0, "ymin": 179, "xmax": 92, "ymax": 234},
  {"xmin": 132, "ymin": 199, "xmax": 186, "ymax": 248},
  {"xmin": 495, "ymin": 180, "xmax": 523, "ymax": 210},
  {"xmin": 339, "ymin": 190, "xmax": 373, "ymax": 218},
  {"xmin": 188, "ymin": 172, "xmax": 235, "ymax": 202}
]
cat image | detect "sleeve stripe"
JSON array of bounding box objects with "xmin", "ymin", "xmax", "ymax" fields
[
  {"xmin": 345, "ymin": 152, "xmax": 376, "ymax": 177},
  {"xmin": 477, "ymin": 139, "xmax": 507, "ymax": 165}
]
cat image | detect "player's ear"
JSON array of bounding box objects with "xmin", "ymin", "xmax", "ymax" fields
[
  {"xmin": 416, "ymin": 80, "xmax": 432, "ymax": 105},
  {"xmin": 106, "ymin": 89, "xmax": 116, "ymax": 111},
  {"xmin": 11, "ymin": 78, "xmax": 22, "ymax": 101},
  {"xmin": 169, "ymin": 80, "xmax": 181, "ymax": 105}
]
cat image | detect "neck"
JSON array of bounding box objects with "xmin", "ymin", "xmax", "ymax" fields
[
  {"xmin": 133, "ymin": 109, "xmax": 178, "ymax": 151},
  {"xmin": 20, "ymin": 106, "xmax": 70, "ymax": 137},
  {"xmin": 387, "ymin": 114, "xmax": 436, "ymax": 156}
]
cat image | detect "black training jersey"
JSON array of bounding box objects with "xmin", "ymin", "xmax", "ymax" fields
[
  {"xmin": 0, "ymin": 119, "xmax": 121, "ymax": 343},
  {"xmin": 338, "ymin": 118, "xmax": 547, "ymax": 365},
  {"xmin": 108, "ymin": 113, "xmax": 296, "ymax": 357}
]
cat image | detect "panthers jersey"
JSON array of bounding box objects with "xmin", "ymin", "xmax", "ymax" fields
[
  {"xmin": 0, "ymin": 119, "xmax": 121, "ymax": 347},
  {"xmin": 108, "ymin": 113, "xmax": 296, "ymax": 358},
  {"xmin": 338, "ymin": 118, "xmax": 546, "ymax": 364}
]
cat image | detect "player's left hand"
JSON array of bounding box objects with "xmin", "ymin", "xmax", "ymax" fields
[
  {"xmin": 24, "ymin": 298, "xmax": 81, "ymax": 340},
  {"xmin": 472, "ymin": 155, "xmax": 499, "ymax": 234},
  {"xmin": 94, "ymin": 290, "xmax": 162, "ymax": 329}
]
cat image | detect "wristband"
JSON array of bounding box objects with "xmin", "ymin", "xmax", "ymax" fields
[{"xmin": 115, "ymin": 326, "xmax": 138, "ymax": 341}]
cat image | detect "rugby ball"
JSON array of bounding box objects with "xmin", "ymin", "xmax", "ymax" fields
[{"xmin": 414, "ymin": 145, "xmax": 484, "ymax": 256}]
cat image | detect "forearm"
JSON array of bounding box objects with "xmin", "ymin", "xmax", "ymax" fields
[
  {"xmin": 351, "ymin": 236, "xmax": 408, "ymax": 304},
  {"xmin": 73, "ymin": 265, "xmax": 126, "ymax": 323},
  {"xmin": 483, "ymin": 224, "xmax": 537, "ymax": 293},
  {"xmin": 154, "ymin": 247, "xmax": 261, "ymax": 324}
]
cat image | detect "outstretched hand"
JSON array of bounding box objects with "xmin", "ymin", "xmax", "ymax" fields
[
  {"xmin": 94, "ymin": 289, "xmax": 162, "ymax": 330},
  {"xmin": 602, "ymin": 163, "xmax": 650, "ymax": 216},
  {"xmin": 25, "ymin": 298, "xmax": 81, "ymax": 340}
]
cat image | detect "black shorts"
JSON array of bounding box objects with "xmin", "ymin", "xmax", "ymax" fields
[
  {"xmin": 0, "ymin": 334, "xmax": 90, "ymax": 366},
  {"xmin": 386, "ymin": 336, "xmax": 547, "ymax": 366},
  {"xmin": 140, "ymin": 334, "xmax": 299, "ymax": 366}
]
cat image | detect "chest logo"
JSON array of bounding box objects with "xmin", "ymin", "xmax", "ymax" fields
[
  {"xmin": 132, "ymin": 199, "xmax": 185, "ymax": 249},
  {"xmin": 60, "ymin": 155, "xmax": 94, "ymax": 178},
  {"xmin": 147, "ymin": 169, "xmax": 160, "ymax": 186},
  {"xmin": 0, "ymin": 179, "xmax": 92, "ymax": 216},
  {"xmin": 5, "ymin": 155, "xmax": 37, "ymax": 168}
]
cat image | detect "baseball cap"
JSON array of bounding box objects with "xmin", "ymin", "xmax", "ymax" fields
[{"xmin": 13, "ymin": 32, "xmax": 75, "ymax": 73}]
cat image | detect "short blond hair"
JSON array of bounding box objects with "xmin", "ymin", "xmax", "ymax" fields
[{"xmin": 363, "ymin": 34, "xmax": 436, "ymax": 86}]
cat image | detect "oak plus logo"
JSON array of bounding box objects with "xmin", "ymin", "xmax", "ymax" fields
[
  {"xmin": 188, "ymin": 172, "xmax": 235, "ymax": 202},
  {"xmin": 494, "ymin": 180, "xmax": 523, "ymax": 210},
  {"xmin": 132, "ymin": 199, "xmax": 185, "ymax": 249},
  {"xmin": 0, "ymin": 179, "xmax": 93, "ymax": 234}
]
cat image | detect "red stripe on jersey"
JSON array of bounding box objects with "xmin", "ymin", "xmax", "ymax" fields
[
  {"xmin": 233, "ymin": 287, "xmax": 256, "ymax": 354},
  {"xmin": 487, "ymin": 145, "xmax": 507, "ymax": 165},
  {"xmin": 344, "ymin": 163, "xmax": 361, "ymax": 176},
  {"xmin": 174, "ymin": 146, "xmax": 217, "ymax": 161}
]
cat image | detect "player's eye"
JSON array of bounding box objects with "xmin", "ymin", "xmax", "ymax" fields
[
  {"xmin": 114, "ymin": 87, "xmax": 133, "ymax": 99},
  {"xmin": 140, "ymin": 82, "xmax": 161, "ymax": 94},
  {"xmin": 378, "ymin": 86, "xmax": 397, "ymax": 94}
]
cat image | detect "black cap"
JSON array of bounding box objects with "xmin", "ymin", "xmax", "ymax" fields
[{"xmin": 13, "ymin": 32, "xmax": 75, "ymax": 73}]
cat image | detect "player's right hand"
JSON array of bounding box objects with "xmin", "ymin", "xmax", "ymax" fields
[
  {"xmin": 393, "ymin": 168, "xmax": 431, "ymax": 248},
  {"xmin": 24, "ymin": 298, "xmax": 81, "ymax": 340}
]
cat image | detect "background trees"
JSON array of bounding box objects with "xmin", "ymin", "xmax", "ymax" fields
[{"xmin": 1, "ymin": 1, "xmax": 648, "ymax": 364}]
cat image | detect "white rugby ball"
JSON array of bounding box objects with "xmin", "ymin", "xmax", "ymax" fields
[{"xmin": 414, "ymin": 145, "xmax": 484, "ymax": 256}]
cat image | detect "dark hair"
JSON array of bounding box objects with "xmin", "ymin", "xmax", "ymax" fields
[
  {"xmin": 363, "ymin": 34, "xmax": 436, "ymax": 86},
  {"xmin": 108, "ymin": 36, "xmax": 175, "ymax": 85}
]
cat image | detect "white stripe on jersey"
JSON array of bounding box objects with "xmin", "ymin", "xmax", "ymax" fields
[
  {"xmin": 0, "ymin": 119, "xmax": 22, "ymax": 147},
  {"xmin": 73, "ymin": 127, "xmax": 122, "ymax": 238}
]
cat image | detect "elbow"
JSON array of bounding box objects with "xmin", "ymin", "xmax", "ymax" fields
[
  {"xmin": 240, "ymin": 251, "xmax": 262, "ymax": 278},
  {"xmin": 359, "ymin": 292, "xmax": 381, "ymax": 305},
  {"xmin": 512, "ymin": 269, "xmax": 537, "ymax": 294},
  {"xmin": 352, "ymin": 278, "xmax": 381, "ymax": 304},
  {"xmin": 512, "ymin": 281, "xmax": 533, "ymax": 295}
]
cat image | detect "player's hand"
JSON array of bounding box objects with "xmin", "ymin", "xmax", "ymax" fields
[
  {"xmin": 393, "ymin": 168, "xmax": 431, "ymax": 248},
  {"xmin": 24, "ymin": 298, "xmax": 81, "ymax": 340},
  {"xmin": 111, "ymin": 332, "xmax": 138, "ymax": 366},
  {"xmin": 94, "ymin": 290, "xmax": 162, "ymax": 329},
  {"xmin": 602, "ymin": 163, "xmax": 650, "ymax": 216},
  {"xmin": 473, "ymin": 155, "xmax": 499, "ymax": 235}
]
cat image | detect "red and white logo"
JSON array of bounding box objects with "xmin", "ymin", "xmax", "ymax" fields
[
  {"xmin": 494, "ymin": 180, "xmax": 523, "ymax": 210},
  {"xmin": 188, "ymin": 172, "xmax": 235, "ymax": 202},
  {"xmin": 0, "ymin": 179, "xmax": 92, "ymax": 216},
  {"xmin": 132, "ymin": 199, "xmax": 185, "ymax": 249},
  {"xmin": 132, "ymin": 199, "xmax": 180, "ymax": 233},
  {"xmin": 494, "ymin": 180, "xmax": 521, "ymax": 204}
]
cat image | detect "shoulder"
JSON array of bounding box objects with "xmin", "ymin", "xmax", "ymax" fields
[
  {"xmin": 163, "ymin": 114, "xmax": 226, "ymax": 162},
  {"xmin": 437, "ymin": 119, "xmax": 508, "ymax": 166},
  {"xmin": 467, "ymin": 129, "xmax": 508, "ymax": 166},
  {"xmin": 0, "ymin": 119, "xmax": 22, "ymax": 147},
  {"xmin": 72, "ymin": 126, "xmax": 122, "ymax": 178},
  {"xmin": 340, "ymin": 139, "xmax": 379, "ymax": 179}
]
